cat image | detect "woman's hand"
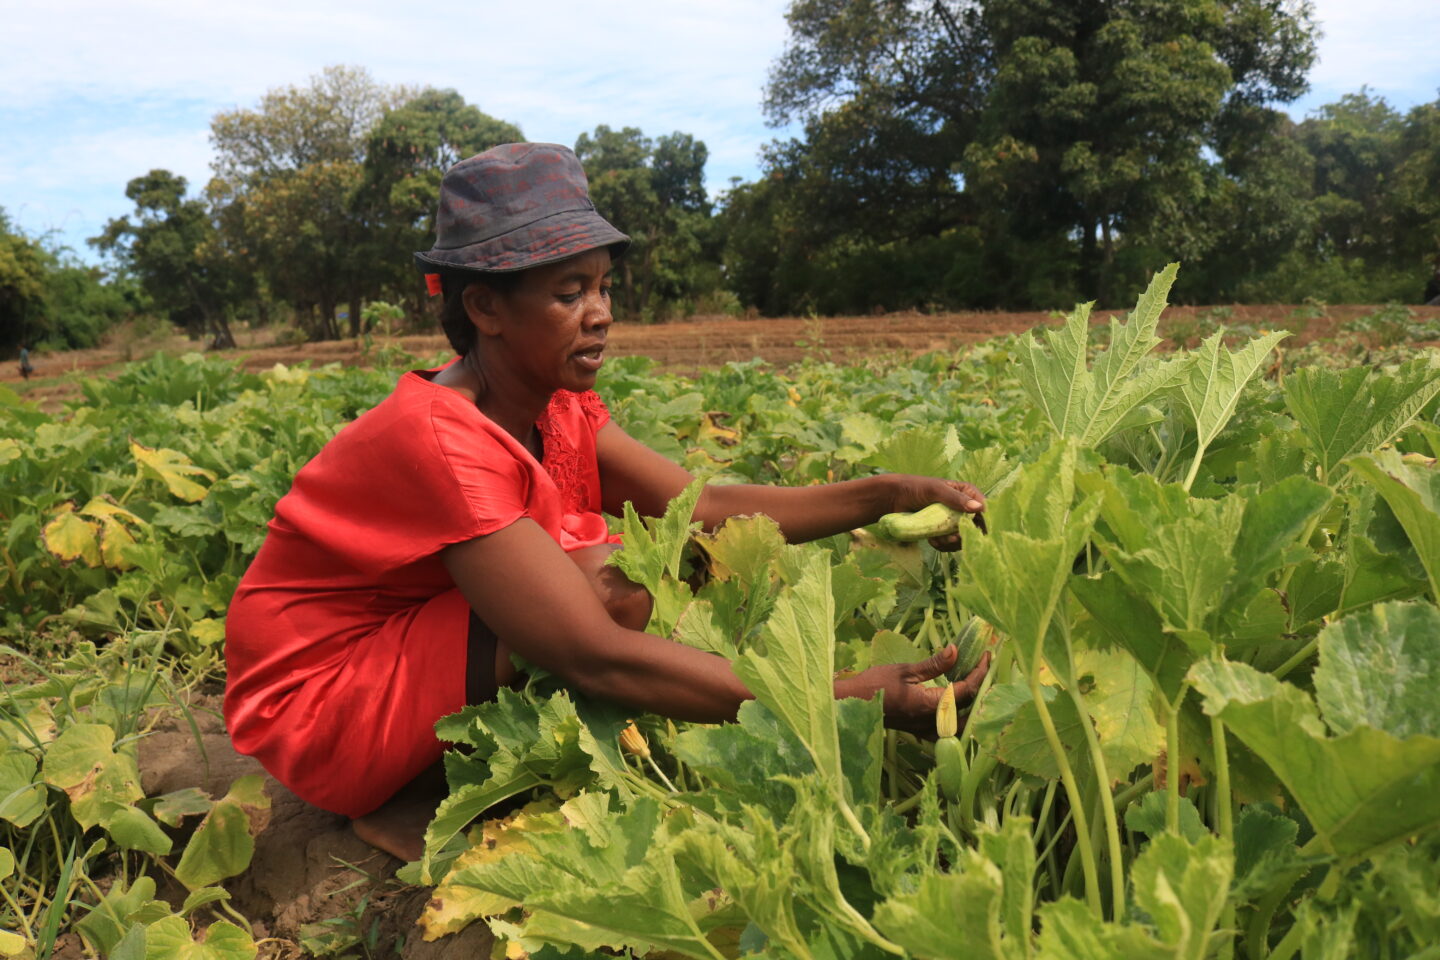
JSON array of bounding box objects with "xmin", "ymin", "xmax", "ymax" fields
[
  {"xmin": 837, "ymin": 644, "xmax": 991, "ymax": 736},
  {"xmin": 888, "ymin": 475, "xmax": 987, "ymax": 551}
]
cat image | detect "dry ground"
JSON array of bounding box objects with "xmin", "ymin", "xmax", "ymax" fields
[{"xmin": 8, "ymin": 303, "xmax": 1439, "ymax": 413}]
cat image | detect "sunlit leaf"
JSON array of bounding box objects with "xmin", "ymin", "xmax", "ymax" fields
[
  {"xmin": 41, "ymin": 505, "xmax": 101, "ymax": 567},
  {"xmin": 130, "ymin": 440, "xmax": 216, "ymax": 502}
]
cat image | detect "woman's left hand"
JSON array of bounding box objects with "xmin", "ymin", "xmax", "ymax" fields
[{"xmin": 889, "ymin": 475, "xmax": 987, "ymax": 551}]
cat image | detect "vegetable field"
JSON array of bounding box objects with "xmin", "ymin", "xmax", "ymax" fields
[{"xmin": 4, "ymin": 268, "xmax": 1440, "ymax": 959}]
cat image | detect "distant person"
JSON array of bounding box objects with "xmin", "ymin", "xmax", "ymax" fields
[
  {"xmin": 222, "ymin": 143, "xmax": 992, "ymax": 862},
  {"xmin": 17, "ymin": 344, "xmax": 33, "ymax": 380}
]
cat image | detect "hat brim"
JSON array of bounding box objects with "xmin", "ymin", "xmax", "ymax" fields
[{"xmin": 414, "ymin": 208, "xmax": 630, "ymax": 276}]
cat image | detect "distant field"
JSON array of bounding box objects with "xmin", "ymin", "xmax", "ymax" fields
[{"xmin": 7, "ymin": 303, "xmax": 1440, "ymax": 412}]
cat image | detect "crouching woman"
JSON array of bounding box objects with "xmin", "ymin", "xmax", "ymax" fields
[{"xmin": 223, "ymin": 143, "xmax": 989, "ymax": 861}]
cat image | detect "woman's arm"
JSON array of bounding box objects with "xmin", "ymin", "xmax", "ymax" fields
[
  {"xmin": 595, "ymin": 421, "xmax": 985, "ymax": 544},
  {"xmin": 443, "ymin": 519, "xmax": 751, "ymax": 722},
  {"xmin": 441, "ymin": 518, "xmax": 989, "ymax": 726}
]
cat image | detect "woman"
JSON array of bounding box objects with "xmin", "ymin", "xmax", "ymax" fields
[{"xmin": 223, "ymin": 143, "xmax": 989, "ymax": 862}]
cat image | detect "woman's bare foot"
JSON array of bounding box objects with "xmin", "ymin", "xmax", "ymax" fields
[{"xmin": 351, "ymin": 762, "xmax": 447, "ymax": 862}]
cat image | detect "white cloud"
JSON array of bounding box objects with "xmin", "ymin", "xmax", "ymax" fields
[
  {"xmin": 1, "ymin": 0, "xmax": 794, "ymax": 253},
  {"xmin": 1290, "ymin": 0, "xmax": 1440, "ymax": 114}
]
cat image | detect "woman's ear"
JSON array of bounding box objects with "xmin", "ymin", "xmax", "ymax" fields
[{"xmin": 462, "ymin": 282, "xmax": 506, "ymax": 336}]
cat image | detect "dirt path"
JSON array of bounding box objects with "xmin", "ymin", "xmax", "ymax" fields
[
  {"xmin": 8, "ymin": 304, "xmax": 1436, "ymax": 412},
  {"xmin": 133, "ymin": 694, "xmax": 492, "ymax": 959}
]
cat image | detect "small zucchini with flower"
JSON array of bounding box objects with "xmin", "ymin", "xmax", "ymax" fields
[{"xmin": 933, "ymin": 684, "xmax": 965, "ymax": 802}]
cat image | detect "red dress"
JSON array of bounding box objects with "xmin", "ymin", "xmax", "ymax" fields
[{"xmin": 223, "ymin": 364, "xmax": 614, "ymax": 817}]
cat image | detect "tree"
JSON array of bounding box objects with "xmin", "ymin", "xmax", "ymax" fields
[
  {"xmin": 0, "ymin": 208, "xmax": 48, "ymax": 356},
  {"xmin": 574, "ymin": 127, "xmax": 716, "ymax": 320},
  {"xmin": 209, "ymin": 65, "xmax": 408, "ymax": 339},
  {"xmin": 1389, "ymin": 96, "xmax": 1440, "ymax": 302},
  {"xmin": 754, "ymin": 0, "xmax": 1320, "ymax": 308},
  {"xmin": 93, "ymin": 170, "xmax": 242, "ymax": 347}
]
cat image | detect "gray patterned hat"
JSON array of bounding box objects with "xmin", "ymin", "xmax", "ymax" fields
[{"xmin": 414, "ymin": 143, "xmax": 629, "ymax": 279}]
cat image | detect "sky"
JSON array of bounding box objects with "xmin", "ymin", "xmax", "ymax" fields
[{"xmin": 2, "ymin": 0, "xmax": 1437, "ymax": 264}]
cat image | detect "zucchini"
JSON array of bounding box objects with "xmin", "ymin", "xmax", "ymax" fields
[
  {"xmin": 876, "ymin": 502, "xmax": 965, "ymax": 541},
  {"xmin": 935, "ymin": 736, "xmax": 965, "ymax": 802}
]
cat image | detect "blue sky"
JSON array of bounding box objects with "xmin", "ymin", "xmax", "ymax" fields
[{"xmin": 3, "ymin": 0, "xmax": 1437, "ymax": 265}]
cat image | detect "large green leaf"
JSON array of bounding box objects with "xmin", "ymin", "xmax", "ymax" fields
[
  {"xmin": 678, "ymin": 812, "xmax": 811, "ymax": 958},
  {"xmin": 732, "ymin": 551, "xmax": 848, "ymax": 799},
  {"xmin": 442, "ymin": 796, "xmax": 723, "ymax": 960},
  {"xmin": 1314, "ymin": 601, "xmax": 1440, "ymax": 739},
  {"xmin": 1015, "ymin": 263, "xmax": 1186, "ymax": 447},
  {"xmin": 174, "ymin": 775, "xmax": 270, "ymax": 891},
  {"xmin": 1129, "ymin": 832, "xmax": 1233, "ymax": 958},
  {"xmin": 134, "ymin": 916, "xmax": 257, "ymax": 959},
  {"xmin": 1190, "ymin": 657, "xmax": 1440, "ymax": 859},
  {"xmin": 0, "ymin": 747, "xmax": 44, "ymax": 827},
  {"xmin": 872, "ymin": 861, "xmax": 1014, "ymax": 960},
  {"xmin": 1283, "ymin": 357, "xmax": 1440, "ymax": 481},
  {"xmin": 424, "ymin": 690, "xmax": 598, "ymax": 883},
  {"xmin": 1173, "ymin": 329, "xmax": 1289, "ymax": 487},
  {"xmin": 1074, "ymin": 648, "xmax": 1164, "ymax": 778},
  {"xmin": 1349, "ymin": 452, "xmax": 1440, "ymax": 601},
  {"xmin": 1035, "ymin": 898, "xmax": 1171, "ymax": 959},
  {"xmin": 611, "ymin": 479, "xmax": 704, "ymax": 588},
  {"xmin": 955, "ymin": 444, "xmax": 1100, "ymax": 671},
  {"xmin": 1072, "ymin": 571, "xmax": 1191, "ymax": 702}
]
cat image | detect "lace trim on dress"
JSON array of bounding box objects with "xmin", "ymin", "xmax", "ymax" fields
[{"xmin": 537, "ymin": 390, "xmax": 606, "ymax": 513}]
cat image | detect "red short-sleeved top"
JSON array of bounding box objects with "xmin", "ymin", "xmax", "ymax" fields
[{"xmin": 223, "ymin": 363, "xmax": 614, "ymax": 816}]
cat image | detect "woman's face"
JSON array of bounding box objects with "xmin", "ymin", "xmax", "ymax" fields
[{"xmin": 473, "ymin": 248, "xmax": 614, "ymax": 395}]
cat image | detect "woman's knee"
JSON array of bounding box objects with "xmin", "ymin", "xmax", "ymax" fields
[
  {"xmin": 569, "ymin": 544, "xmax": 653, "ymax": 631},
  {"xmin": 600, "ymin": 569, "xmax": 653, "ymax": 631}
]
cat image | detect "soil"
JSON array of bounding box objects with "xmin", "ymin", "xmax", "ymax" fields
[
  {"xmin": 131, "ymin": 692, "xmax": 493, "ymax": 959},
  {"xmin": 7, "ymin": 303, "xmax": 1439, "ymax": 413}
]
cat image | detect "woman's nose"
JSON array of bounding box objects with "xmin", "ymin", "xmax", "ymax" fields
[{"xmin": 583, "ymin": 291, "xmax": 613, "ymax": 328}]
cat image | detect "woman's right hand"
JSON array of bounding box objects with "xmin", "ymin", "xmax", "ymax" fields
[{"xmin": 837, "ymin": 644, "xmax": 991, "ymax": 736}]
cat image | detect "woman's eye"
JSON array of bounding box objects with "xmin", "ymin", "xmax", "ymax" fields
[
  {"xmin": 600, "ymin": 286, "xmax": 612, "ymax": 299},
  {"xmin": 556, "ymin": 291, "xmax": 582, "ymax": 303}
]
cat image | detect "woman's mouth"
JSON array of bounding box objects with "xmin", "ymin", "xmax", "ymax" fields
[{"xmin": 572, "ymin": 345, "xmax": 605, "ymax": 372}]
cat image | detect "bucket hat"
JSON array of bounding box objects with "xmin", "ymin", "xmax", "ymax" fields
[{"xmin": 414, "ymin": 142, "xmax": 629, "ymax": 279}]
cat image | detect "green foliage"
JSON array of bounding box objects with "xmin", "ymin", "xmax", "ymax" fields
[
  {"xmin": 92, "ymin": 170, "xmax": 243, "ymax": 348},
  {"xmin": 1, "ymin": 208, "xmax": 134, "ymax": 357},
  {"xmin": 7, "ymin": 275, "xmax": 1440, "ymax": 956}
]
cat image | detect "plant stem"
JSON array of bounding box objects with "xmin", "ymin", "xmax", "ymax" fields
[
  {"xmin": 1165, "ymin": 689, "xmax": 1187, "ymax": 833},
  {"xmin": 1112, "ymin": 772, "xmax": 1155, "ymax": 815},
  {"xmin": 1027, "ymin": 671, "xmax": 1103, "ymax": 917},
  {"xmin": 885, "ymin": 731, "xmax": 900, "ymax": 804},
  {"xmin": 1212, "ymin": 706, "xmax": 1236, "ymax": 960},
  {"xmin": 1063, "ymin": 666, "xmax": 1126, "ymax": 919},
  {"xmin": 644, "ymin": 755, "xmax": 679, "ymax": 794},
  {"xmin": 1183, "ymin": 442, "xmax": 1208, "ymax": 492},
  {"xmin": 1272, "ymin": 637, "xmax": 1318, "ymax": 682}
]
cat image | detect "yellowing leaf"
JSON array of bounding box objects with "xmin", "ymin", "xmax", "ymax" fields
[
  {"xmin": 0, "ymin": 929, "xmax": 26, "ymax": 957},
  {"xmin": 188, "ymin": 618, "xmax": 227, "ymax": 647},
  {"xmin": 1076, "ymin": 648, "xmax": 1164, "ymax": 779},
  {"xmin": 130, "ymin": 440, "xmax": 216, "ymax": 502},
  {"xmin": 0, "ymin": 437, "xmax": 19, "ymax": 467},
  {"xmin": 39, "ymin": 723, "xmax": 143, "ymax": 830},
  {"xmin": 42, "ymin": 506, "xmax": 100, "ymax": 567},
  {"xmin": 421, "ymin": 802, "xmax": 564, "ymax": 940}
]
